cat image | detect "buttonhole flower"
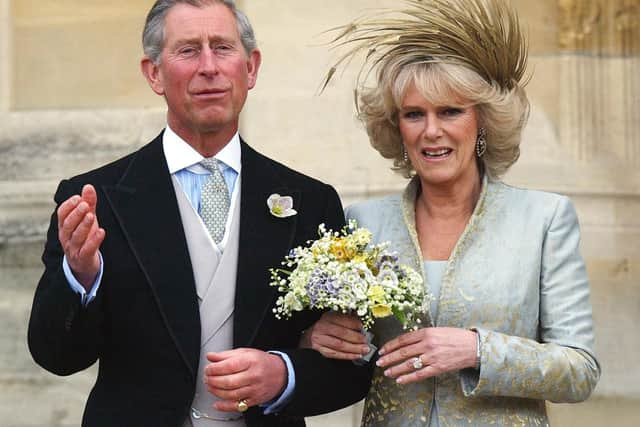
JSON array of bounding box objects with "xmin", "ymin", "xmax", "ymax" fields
[{"xmin": 267, "ymin": 194, "xmax": 297, "ymax": 218}]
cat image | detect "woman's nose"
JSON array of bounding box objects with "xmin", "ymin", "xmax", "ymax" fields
[{"xmin": 424, "ymin": 116, "xmax": 443, "ymax": 140}]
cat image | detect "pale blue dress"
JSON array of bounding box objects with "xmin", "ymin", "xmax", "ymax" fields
[
  {"xmin": 345, "ymin": 176, "xmax": 600, "ymax": 426},
  {"xmin": 424, "ymin": 261, "xmax": 446, "ymax": 427}
]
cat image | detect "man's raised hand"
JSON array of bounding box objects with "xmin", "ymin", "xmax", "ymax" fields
[{"xmin": 57, "ymin": 184, "xmax": 105, "ymax": 290}]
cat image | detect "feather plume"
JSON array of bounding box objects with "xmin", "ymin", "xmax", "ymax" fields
[{"xmin": 321, "ymin": 0, "xmax": 528, "ymax": 93}]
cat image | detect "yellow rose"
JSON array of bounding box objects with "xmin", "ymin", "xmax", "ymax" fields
[
  {"xmin": 344, "ymin": 243, "xmax": 357, "ymax": 259},
  {"xmin": 367, "ymin": 285, "xmax": 386, "ymax": 304},
  {"xmin": 371, "ymin": 304, "xmax": 393, "ymax": 318},
  {"xmin": 330, "ymin": 239, "xmax": 348, "ymax": 261},
  {"xmin": 352, "ymin": 254, "xmax": 367, "ymax": 264}
]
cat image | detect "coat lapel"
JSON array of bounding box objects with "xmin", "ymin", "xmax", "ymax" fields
[
  {"xmin": 233, "ymin": 142, "xmax": 299, "ymax": 347},
  {"xmin": 101, "ymin": 135, "xmax": 200, "ymax": 378}
]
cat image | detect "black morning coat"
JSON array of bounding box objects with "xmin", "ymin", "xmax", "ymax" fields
[{"xmin": 28, "ymin": 133, "xmax": 372, "ymax": 427}]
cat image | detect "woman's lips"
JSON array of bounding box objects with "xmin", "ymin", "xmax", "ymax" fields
[{"xmin": 421, "ymin": 147, "xmax": 453, "ymax": 159}]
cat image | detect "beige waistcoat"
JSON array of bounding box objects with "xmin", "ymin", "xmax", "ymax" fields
[{"xmin": 172, "ymin": 177, "xmax": 246, "ymax": 427}]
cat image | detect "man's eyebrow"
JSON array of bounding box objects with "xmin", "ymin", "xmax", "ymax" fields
[{"xmin": 170, "ymin": 35, "xmax": 235, "ymax": 48}]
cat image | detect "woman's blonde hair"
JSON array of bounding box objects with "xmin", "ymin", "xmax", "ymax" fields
[
  {"xmin": 320, "ymin": 0, "xmax": 530, "ymax": 179},
  {"xmin": 359, "ymin": 60, "xmax": 530, "ymax": 179}
]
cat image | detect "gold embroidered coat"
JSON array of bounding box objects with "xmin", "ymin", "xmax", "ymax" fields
[{"xmin": 345, "ymin": 177, "xmax": 601, "ymax": 427}]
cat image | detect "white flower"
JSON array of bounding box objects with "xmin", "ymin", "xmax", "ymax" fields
[
  {"xmin": 283, "ymin": 292, "xmax": 304, "ymax": 312},
  {"xmin": 352, "ymin": 228, "xmax": 372, "ymax": 246},
  {"xmin": 267, "ymin": 194, "xmax": 297, "ymax": 218}
]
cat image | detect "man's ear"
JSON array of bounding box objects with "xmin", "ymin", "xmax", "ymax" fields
[
  {"xmin": 246, "ymin": 48, "xmax": 262, "ymax": 90},
  {"xmin": 140, "ymin": 56, "xmax": 164, "ymax": 96}
]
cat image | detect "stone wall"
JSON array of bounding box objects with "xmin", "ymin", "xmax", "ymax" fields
[{"xmin": 1, "ymin": 1, "xmax": 638, "ymax": 426}]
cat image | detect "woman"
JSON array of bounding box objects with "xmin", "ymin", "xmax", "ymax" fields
[{"xmin": 301, "ymin": 0, "xmax": 601, "ymax": 425}]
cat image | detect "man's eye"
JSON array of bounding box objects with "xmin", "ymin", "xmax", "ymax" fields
[
  {"xmin": 215, "ymin": 44, "xmax": 233, "ymax": 53},
  {"xmin": 178, "ymin": 47, "xmax": 197, "ymax": 56}
]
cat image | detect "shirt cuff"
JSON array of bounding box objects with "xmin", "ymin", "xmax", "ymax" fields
[
  {"xmin": 62, "ymin": 252, "xmax": 104, "ymax": 306},
  {"xmin": 473, "ymin": 328, "xmax": 481, "ymax": 369},
  {"xmin": 261, "ymin": 351, "xmax": 295, "ymax": 415}
]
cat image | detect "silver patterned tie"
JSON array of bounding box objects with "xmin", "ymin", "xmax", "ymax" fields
[{"xmin": 200, "ymin": 158, "xmax": 230, "ymax": 244}]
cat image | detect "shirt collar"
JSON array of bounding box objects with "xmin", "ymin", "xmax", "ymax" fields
[{"xmin": 162, "ymin": 125, "xmax": 242, "ymax": 174}]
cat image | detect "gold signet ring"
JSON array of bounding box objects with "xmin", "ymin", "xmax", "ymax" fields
[{"xmin": 237, "ymin": 399, "xmax": 249, "ymax": 413}]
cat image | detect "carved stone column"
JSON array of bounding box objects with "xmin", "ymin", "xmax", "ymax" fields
[
  {"xmin": 557, "ymin": 0, "xmax": 640, "ymax": 164},
  {"xmin": 0, "ymin": 0, "xmax": 9, "ymax": 113}
]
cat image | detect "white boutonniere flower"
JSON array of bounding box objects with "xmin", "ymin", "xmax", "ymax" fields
[{"xmin": 267, "ymin": 194, "xmax": 297, "ymax": 218}]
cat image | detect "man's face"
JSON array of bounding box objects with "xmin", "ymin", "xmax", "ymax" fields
[{"xmin": 142, "ymin": 2, "xmax": 260, "ymax": 140}]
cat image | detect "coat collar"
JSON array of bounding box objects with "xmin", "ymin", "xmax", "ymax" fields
[
  {"xmin": 401, "ymin": 174, "xmax": 490, "ymax": 325},
  {"xmin": 101, "ymin": 133, "xmax": 201, "ymax": 378},
  {"xmin": 233, "ymin": 141, "xmax": 299, "ymax": 347},
  {"xmin": 99, "ymin": 134, "xmax": 301, "ymax": 367}
]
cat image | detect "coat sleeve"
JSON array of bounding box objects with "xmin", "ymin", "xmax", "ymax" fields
[
  {"xmin": 278, "ymin": 184, "xmax": 373, "ymax": 416},
  {"xmin": 460, "ymin": 196, "xmax": 601, "ymax": 402},
  {"xmin": 27, "ymin": 179, "xmax": 104, "ymax": 376}
]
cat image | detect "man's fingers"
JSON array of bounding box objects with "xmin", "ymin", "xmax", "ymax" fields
[
  {"xmin": 206, "ymin": 348, "xmax": 251, "ymax": 363},
  {"xmin": 214, "ymin": 399, "xmax": 246, "ymax": 413},
  {"xmin": 57, "ymin": 196, "xmax": 82, "ymax": 232},
  {"xmin": 316, "ymin": 344, "xmax": 363, "ymax": 360},
  {"xmin": 325, "ymin": 311, "xmax": 363, "ymax": 331},
  {"xmin": 68, "ymin": 212, "xmax": 95, "ymax": 252},
  {"xmin": 211, "ymin": 386, "xmax": 254, "ymax": 412},
  {"xmin": 57, "ymin": 200, "xmax": 104, "ymax": 288},
  {"xmin": 312, "ymin": 316, "xmax": 367, "ymax": 345},
  {"xmin": 81, "ymin": 184, "xmax": 98, "ymax": 212},
  {"xmin": 206, "ymin": 352, "xmax": 232, "ymax": 363},
  {"xmin": 204, "ymin": 350, "xmax": 286, "ymax": 412},
  {"xmin": 78, "ymin": 227, "xmax": 105, "ymax": 261},
  {"xmin": 302, "ymin": 315, "xmax": 369, "ymax": 359},
  {"xmin": 58, "ymin": 186, "xmax": 99, "ymax": 244},
  {"xmin": 59, "ymin": 202, "xmax": 90, "ymax": 250},
  {"xmin": 205, "ymin": 370, "xmax": 251, "ymax": 392},
  {"xmin": 312, "ymin": 332, "xmax": 369, "ymax": 356},
  {"xmin": 325, "ymin": 323, "xmax": 368, "ymax": 345},
  {"xmin": 205, "ymin": 355, "xmax": 250, "ymax": 377}
]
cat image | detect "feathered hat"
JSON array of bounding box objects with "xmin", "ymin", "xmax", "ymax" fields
[{"xmin": 321, "ymin": 0, "xmax": 528, "ymax": 94}]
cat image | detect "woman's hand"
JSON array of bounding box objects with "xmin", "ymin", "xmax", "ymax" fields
[
  {"xmin": 299, "ymin": 312, "xmax": 371, "ymax": 360},
  {"xmin": 376, "ymin": 327, "xmax": 478, "ymax": 385}
]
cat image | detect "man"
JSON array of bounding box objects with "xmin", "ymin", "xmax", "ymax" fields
[{"xmin": 27, "ymin": 1, "xmax": 371, "ymax": 426}]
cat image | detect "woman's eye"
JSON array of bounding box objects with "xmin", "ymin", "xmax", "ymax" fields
[
  {"xmin": 441, "ymin": 107, "xmax": 463, "ymax": 117},
  {"xmin": 403, "ymin": 111, "xmax": 423, "ymax": 120}
]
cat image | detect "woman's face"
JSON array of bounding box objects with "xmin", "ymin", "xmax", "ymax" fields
[{"xmin": 398, "ymin": 83, "xmax": 480, "ymax": 190}]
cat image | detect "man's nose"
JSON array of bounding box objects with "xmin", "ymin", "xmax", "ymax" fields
[{"xmin": 198, "ymin": 49, "xmax": 219, "ymax": 76}]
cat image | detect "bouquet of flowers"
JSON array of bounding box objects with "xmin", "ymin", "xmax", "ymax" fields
[{"xmin": 269, "ymin": 220, "xmax": 426, "ymax": 331}]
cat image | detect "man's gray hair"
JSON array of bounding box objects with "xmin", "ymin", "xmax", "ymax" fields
[{"xmin": 142, "ymin": 0, "xmax": 257, "ymax": 64}]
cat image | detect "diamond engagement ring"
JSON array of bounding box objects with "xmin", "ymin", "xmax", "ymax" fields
[
  {"xmin": 237, "ymin": 399, "xmax": 249, "ymax": 413},
  {"xmin": 412, "ymin": 356, "xmax": 424, "ymax": 370}
]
